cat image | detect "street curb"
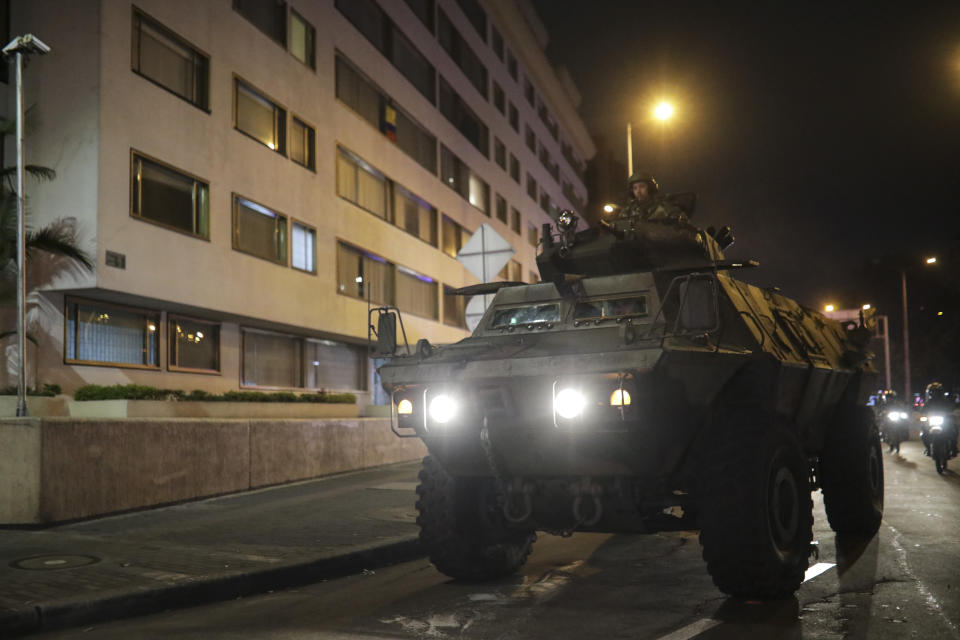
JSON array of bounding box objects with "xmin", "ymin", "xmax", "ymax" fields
[{"xmin": 2, "ymin": 537, "xmax": 424, "ymax": 637}]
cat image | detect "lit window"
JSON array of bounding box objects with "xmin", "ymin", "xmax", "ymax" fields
[
  {"xmin": 131, "ymin": 10, "xmax": 209, "ymax": 109},
  {"xmin": 233, "ymin": 195, "xmax": 287, "ymax": 264},
  {"xmin": 65, "ymin": 299, "xmax": 160, "ymax": 368},
  {"xmin": 131, "ymin": 153, "xmax": 209, "ymax": 238},
  {"xmin": 289, "ymin": 10, "xmax": 315, "ymax": 68},
  {"xmin": 337, "ymin": 147, "xmax": 387, "ymax": 219},
  {"xmin": 235, "ymin": 79, "xmax": 286, "ymax": 153},
  {"xmin": 290, "ymin": 116, "xmax": 315, "ymax": 170},
  {"xmin": 291, "ymin": 221, "xmax": 316, "ymax": 273},
  {"xmin": 169, "ymin": 316, "xmax": 220, "ymax": 372}
]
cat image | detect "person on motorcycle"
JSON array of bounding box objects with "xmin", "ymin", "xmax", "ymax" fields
[{"xmin": 921, "ymin": 382, "xmax": 958, "ymax": 458}]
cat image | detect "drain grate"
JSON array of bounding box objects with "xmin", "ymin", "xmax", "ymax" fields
[{"xmin": 11, "ymin": 554, "xmax": 101, "ymax": 570}]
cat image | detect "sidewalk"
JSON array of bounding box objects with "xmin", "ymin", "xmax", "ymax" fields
[{"xmin": 0, "ymin": 460, "xmax": 425, "ymax": 637}]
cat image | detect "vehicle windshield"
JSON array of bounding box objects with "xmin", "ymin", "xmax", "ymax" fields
[
  {"xmin": 490, "ymin": 303, "xmax": 561, "ymax": 328},
  {"xmin": 574, "ymin": 296, "xmax": 648, "ymax": 320}
]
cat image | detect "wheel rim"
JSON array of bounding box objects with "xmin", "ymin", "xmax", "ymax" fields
[{"xmin": 769, "ymin": 465, "xmax": 800, "ymax": 551}]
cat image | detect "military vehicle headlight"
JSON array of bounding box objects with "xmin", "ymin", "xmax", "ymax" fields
[
  {"xmin": 610, "ymin": 389, "xmax": 631, "ymax": 406},
  {"xmin": 555, "ymin": 388, "xmax": 586, "ymax": 420},
  {"xmin": 428, "ymin": 394, "xmax": 458, "ymax": 424},
  {"xmin": 929, "ymin": 415, "xmax": 944, "ymax": 427},
  {"xmin": 397, "ymin": 398, "xmax": 413, "ymax": 415}
]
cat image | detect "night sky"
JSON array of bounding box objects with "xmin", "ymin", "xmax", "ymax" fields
[{"xmin": 534, "ymin": 0, "xmax": 960, "ymax": 310}]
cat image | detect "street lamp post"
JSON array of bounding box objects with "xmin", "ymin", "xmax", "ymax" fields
[
  {"xmin": 3, "ymin": 34, "xmax": 51, "ymax": 417},
  {"xmin": 900, "ymin": 256, "xmax": 938, "ymax": 404},
  {"xmin": 625, "ymin": 101, "xmax": 675, "ymax": 177}
]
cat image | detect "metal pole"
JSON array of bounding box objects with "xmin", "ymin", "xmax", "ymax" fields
[
  {"xmin": 881, "ymin": 314, "xmax": 891, "ymax": 392},
  {"xmin": 626, "ymin": 121, "xmax": 633, "ymax": 177},
  {"xmin": 901, "ymin": 270, "xmax": 911, "ymax": 405},
  {"xmin": 14, "ymin": 50, "xmax": 27, "ymax": 417}
]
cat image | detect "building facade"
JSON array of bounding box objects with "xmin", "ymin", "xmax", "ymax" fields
[{"xmin": 1, "ymin": 0, "xmax": 595, "ymax": 402}]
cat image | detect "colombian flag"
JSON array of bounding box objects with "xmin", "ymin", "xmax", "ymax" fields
[{"xmin": 383, "ymin": 104, "xmax": 397, "ymax": 141}]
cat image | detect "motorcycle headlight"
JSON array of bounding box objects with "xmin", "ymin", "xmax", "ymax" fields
[
  {"xmin": 929, "ymin": 415, "xmax": 945, "ymax": 427},
  {"xmin": 555, "ymin": 388, "xmax": 586, "ymax": 420},
  {"xmin": 428, "ymin": 394, "xmax": 458, "ymax": 425},
  {"xmin": 887, "ymin": 413, "xmax": 901, "ymax": 422},
  {"xmin": 899, "ymin": 412, "xmax": 909, "ymax": 420}
]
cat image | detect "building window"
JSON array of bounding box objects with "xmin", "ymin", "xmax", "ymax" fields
[
  {"xmin": 131, "ymin": 9, "xmax": 209, "ymax": 110},
  {"xmin": 403, "ymin": 0, "xmax": 435, "ymax": 32},
  {"xmin": 234, "ymin": 0, "xmax": 286, "ymax": 45},
  {"xmin": 335, "ymin": 0, "xmax": 436, "ymax": 103},
  {"xmin": 525, "ymin": 124, "xmax": 536, "ymax": 152},
  {"xmin": 335, "ymin": 54, "xmax": 437, "ymax": 173},
  {"xmin": 438, "ymin": 9, "xmax": 487, "ymax": 98},
  {"xmin": 291, "ymin": 221, "xmax": 316, "ymax": 273},
  {"xmin": 396, "ymin": 266, "xmax": 438, "ymax": 319},
  {"xmin": 65, "ymin": 299, "xmax": 160, "ymax": 368},
  {"xmin": 443, "ymin": 285, "xmax": 467, "ymax": 329},
  {"xmin": 439, "ymin": 77, "xmax": 488, "ymax": 155},
  {"xmin": 235, "ymin": 79, "xmax": 286, "ymax": 154},
  {"xmin": 509, "ymin": 102, "xmax": 519, "ymax": 131},
  {"xmin": 131, "ymin": 152, "xmax": 209, "ymax": 239},
  {"xmin": 242, "ymin": 329, "xmax": 299, "ymax": 388},
  {"xmin": 455, "ymin": 0, "xmax": 487, "ymax": 40},
  {"xmin": 395, "ymin": 184, "xmax": 438, "ymax": 245},
  {"xmin": 509, "ymin": 154, "xmax": 520, "ymax": 183},
  {"xmin": 337, "ymin": 242, "xmax": 394, "ymax": 305},
  {"xmin": 491, "ymin": 26, "xmax": 504, "ymax": 61},
  {"xmin": 496, "ymin": 194, "xmax": 507, "ymax": 223},
  {"xmin": 169, "ymin": 316, "xmax": 220, "ymax": 373},
  {"xmin": 493, "ymin": 81, "xmax": 505, "ymax": 114},
  {"xmin": 289, "ymin": 9, "xmax": 315, "ymax": 68},
  {"xmin": 527, "ymin": 222, "xmax": 538, "ymax": 247},
  {"xmin": 243, "ymin": 330, "xmax": 367, "ymax": 390},
  {"xmin": 441, "ymin": 215, "xmax": 470, "ymax": 258},
  {"xmin": 289, "ymin": 116, "xmax": 315, "ymax": 170},
  {"xmin": 526, "ymin": 173, "xmax": 537, "ymax": 200},
  {"xmin": 233, "ymin": 195, "xmax": 287, "ymax": 264},
  {"xmin": 494, "ymin": 138, "xmax": 506, "ymax": 169},
  {"xmin": 540, "ymin": 191, "xmax": 552, "ymax": 213},
  {"xmin": 524, "ymin": 76, "xmax": 535, "ymax": 107},
  {"xmin": 440, "ymin": 145, "xmax": 489, "ymax": 215},
  {"xmin": 337, "ymin": 146, "xmax": 388, "ymax": 219},
  {"xmin": 507, "ymin": 50, "xmax": 518, "ymax": 81},
  {"xmin": 511, "ymin": 207, "xmax": 521, "ymax": 234}
]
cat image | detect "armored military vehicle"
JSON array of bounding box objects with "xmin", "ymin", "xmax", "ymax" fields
[{"xmin": 373, "ymin": 202, "xmax": 882, "ymax": 598}]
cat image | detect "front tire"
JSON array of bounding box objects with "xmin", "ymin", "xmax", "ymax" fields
[
  {"xmin": 699, "ymin": 411, "xmax": 813, "ymax": 599},
  {"xmin": 821, "ymin": 405, "xmax": 884, "ymax": 535},
  {"xmin": 415, "ymin": 456, "xmax": 535, "ymax": 580}
]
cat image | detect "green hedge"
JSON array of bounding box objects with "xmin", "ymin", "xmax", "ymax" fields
[
  {"xmin": 0, "ymin": 383, "xmax": 61, "ymax": 397},
  {"xmin": 73, "ymin": 384, "xmax": 355, "ymax": 404}
]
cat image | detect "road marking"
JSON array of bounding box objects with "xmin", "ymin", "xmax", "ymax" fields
[
  {"xmin": 657, "ymin": 618, "xmax": 721, "ymax": 640},
  {"xmin": 803, "ymin": 562, "xmax": 836, "ymax": 582}
]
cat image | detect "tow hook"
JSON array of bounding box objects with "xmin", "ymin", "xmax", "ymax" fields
[{"xmin": 572, "ymin": 479, "xmax": 603, "ymax": 527}]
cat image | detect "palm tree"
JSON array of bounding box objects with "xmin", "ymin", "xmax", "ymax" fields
[{"xmin": 0, "ymin": 115, "xmax": 93, "ymax": 304}]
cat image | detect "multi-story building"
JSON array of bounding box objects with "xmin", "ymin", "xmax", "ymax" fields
[{"xmin": 1, "ymin": 0, "xmax": 595, "ymax": 403}]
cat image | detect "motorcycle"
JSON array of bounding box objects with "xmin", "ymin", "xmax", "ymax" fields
[
  {"xmin": 924, "ymin": 413, "xmax": 956, "ymax": 474},
  {"xmin": 881, "ymin": 408, "xmax": 910, "ymax": 453}
]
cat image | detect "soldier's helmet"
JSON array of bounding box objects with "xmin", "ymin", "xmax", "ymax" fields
[
  {"xmin": 925, "ymin": 381, "xmax": 945, "ymax": 403},
  {"xmin": 627, "ymin": 172, "xmax": 659, "ymax": 195}
]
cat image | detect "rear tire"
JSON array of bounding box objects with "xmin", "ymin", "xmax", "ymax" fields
[
  {"xmin": 821, "ymin": 405, "xmax": 884, "ymax": 535},
  {"xmin": 699, "ymin": 410, "xmax": 813, "ymax": 599},
  {"xmin": 415, "ymin": 456, "xmax": 535, "ymax": 580}
]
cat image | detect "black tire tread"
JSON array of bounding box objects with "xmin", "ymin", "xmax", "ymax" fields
[
  {"xmin": 415, "ymin": 456, "xmax": 534, "ymax": 580},
  {"xmin": 699, "ymin": 410, "xmax": 813, "ymax": 599},
  {"xmin": 820, "ymin": 405, "xmax": 884, "ymax": 535}
]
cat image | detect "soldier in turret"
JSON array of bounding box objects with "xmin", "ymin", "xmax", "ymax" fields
[{"xmin": 620, "ymin": 172, "xmax": 689, "ymax": 224}]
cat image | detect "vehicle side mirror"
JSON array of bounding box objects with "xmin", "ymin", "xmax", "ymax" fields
[{"xmin": 376, "ymin": 312, "xmax": 397, "ymax": 355}]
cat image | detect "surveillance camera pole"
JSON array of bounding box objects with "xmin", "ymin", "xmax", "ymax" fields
[{"xmin": 3, "ymin": 34, "xmax": 51, "ymax": 417}]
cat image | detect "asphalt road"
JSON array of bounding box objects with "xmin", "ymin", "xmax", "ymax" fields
[{"xmin": 35, "ymin": 439, "xmax": 960, "ymax": 640}]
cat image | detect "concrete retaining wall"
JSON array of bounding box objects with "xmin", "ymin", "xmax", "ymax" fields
[{"xmin": 0, "ymin": 417, "xmax": 425, "ymax": 525}]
